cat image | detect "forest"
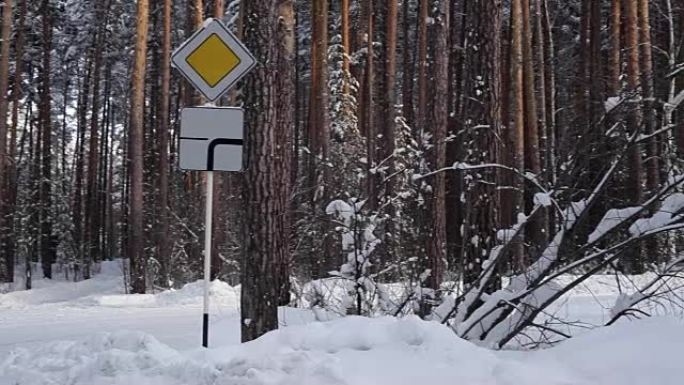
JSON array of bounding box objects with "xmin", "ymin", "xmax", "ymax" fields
[{"xmin": 0, "ymin": 0, "xmax": 683, "ymax": 348}]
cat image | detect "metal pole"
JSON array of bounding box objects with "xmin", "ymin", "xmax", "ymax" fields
[{"xmin": 203, "ymin": 170, "xmax": 214, "ymax": 348}]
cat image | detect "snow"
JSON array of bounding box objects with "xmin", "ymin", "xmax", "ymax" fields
[
  {"xmin": 587, "ymin": 206, "xmax": 641, "ymax": 243},
  {"xmin": 533, "ymin": 192, "xmax": 552, "ymax": 208},
  {"xmin": 0, "ymin": 261, "xmax": 239, "ymax": 310},
  {"xmin": 605, "ymin": 96, "xmax": 622, "ymax": 113},
  {"xmin": 3, "ymin": 314, "xmax": 684, "ymax": 385},
  {"xmin": 630, "ymin": 193, "xmax": 684, "ymax": 237},
  {"xmin": 2, "ymin": 261, "xmax": 684, "ymax": 385}
]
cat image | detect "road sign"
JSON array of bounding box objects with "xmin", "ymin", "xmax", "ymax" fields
[
  {"xmin": 172, "ymin": 18, "xmax": 254, "ymax": 349},
  {"xmin": 179, "ymin": 106, "xmax": 243, "ymax": 172},
  {"xmin": 172, "ymin": 18, "xmax": 256, "ymax": 102}
]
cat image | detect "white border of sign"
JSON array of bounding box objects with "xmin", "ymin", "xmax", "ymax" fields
[{"xmin": 171, "ymin": 18, "xmax": 256, "ymax": 102}]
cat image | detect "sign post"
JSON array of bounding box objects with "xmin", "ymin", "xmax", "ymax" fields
[
  {"xmin": 171, "ymin": 18, "xmax": 256, "ymax": 348},
  {"xmin": 203, "ymin": 169, "xmax": 213, "ymax": 348}
]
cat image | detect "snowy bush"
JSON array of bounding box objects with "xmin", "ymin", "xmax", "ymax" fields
[{"xmin": 326, "ymin": 198, "xmax": 392, "ymax": 316}]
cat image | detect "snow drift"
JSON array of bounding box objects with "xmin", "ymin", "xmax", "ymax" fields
[{"xmin": 2, "ymin": 315, "xmax": 683, "ymax": 385}]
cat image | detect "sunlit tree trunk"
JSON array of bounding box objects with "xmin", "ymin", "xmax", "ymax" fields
[
  {"xmin": 638, "ymin": 0, "xmax": 659, "ymax": 193},
  {"xmin": 129, "ymin": 0, "xmax": 150, "ymax": 293}
]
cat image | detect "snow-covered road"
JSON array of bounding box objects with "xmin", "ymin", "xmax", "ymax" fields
[
  {"xmin": 0, "ymin": 306, "xmax": 220, "ymax": 359},
  {"xmin": 0, "ymin": 262, "xmax": 246, "ymax": 360}
]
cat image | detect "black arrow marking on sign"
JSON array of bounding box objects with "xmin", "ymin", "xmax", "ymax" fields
[{"xmin": 207, "ymin": 138, "xmax": 244, "ymax": 171}]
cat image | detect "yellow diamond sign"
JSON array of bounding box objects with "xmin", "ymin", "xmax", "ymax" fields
[
  {"xmin": 172, "ymin": 19, "xmax": 256, "ymax": 101},
  {"xmin": 186, "ymin": 34, "xmax": 241, "ymax": 88}
]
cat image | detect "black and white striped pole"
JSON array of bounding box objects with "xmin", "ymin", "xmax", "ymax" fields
[{"xmin": 202, "ymin": 169, "xmax": 214, "ymax": 348}]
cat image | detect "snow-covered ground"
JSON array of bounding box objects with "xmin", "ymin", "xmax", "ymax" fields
[{"xmin": 1, "ymin": 261, "xmax": 682, "ymax": 384}]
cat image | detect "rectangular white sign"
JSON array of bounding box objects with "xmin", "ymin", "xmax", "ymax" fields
[{"xmin": 179, "ymin": 107, "xmax": 244, "ymax": 172}]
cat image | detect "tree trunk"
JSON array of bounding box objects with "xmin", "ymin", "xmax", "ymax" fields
[
  {"xmin": 129, "ymin": 0, "xmax": 149, "ymax": 293},
  {"xmin": 6, "ymin": 0, "xmax": 27, "ymax": 283},
  {"xmin": 425, "ymin": 0, "xmax": 449, "ymax": 291},
  {"xmin": 307, "ymin": 0, "xmax": 329, "ymax": 173},
  {"xmin": 507, "ymin": 0, "xmax": 526, "ymax": 265},
  {"xmin": 158, "ymin": 0, "xmax": 172, "ymax": 286},
  {"xmin": 361, "ymin": 1, "xmax": 376, "ymax": 210},
  {"xmin": 624, "ymin": 0, "xmax": 644, "ymax": 273},
  {"xmin": 445, "ymin": 0, "xmax": 467, "ymax": 270},
  {"xmin": 608, "ymin": 0, "xmax": 622, "ymax": 97},
  {"xmin": 0, "ymin": 0, "xmax": 12, "ymax": 282},
  {"xmin": 195, "ymin": 0, "xmax": 204, "ymax": 30},
  {"xmin": 401, "ymin": 0, "xmax": 414, "ymax": 126},
  {"xmin": 39, "ymin": 0, "xmax": 56, "ymax": 279},
  {"xmin": 341, "ymin": 0, "xmax": 350, "ymax": 92},
  {"xmin": 382, "ymin": 0, "xmax": 398, "ymax": 203},
  {"xmin": 522, "ymin": 0, "xmax": 546, "ymax": 258},
  {"xmin": 638, "ymin": 0, "xmax": 659, "ymax": 193},
  {"xmin": 463, "ymin": 0, "xmax": 502, "ymax": 285},
  {"xmin": 275, "ymin": 0, "xmax": 295, "ymax": 305},
  {"xmin": 307, "ymin": 0, "xmax": 331, "ymax": 276},
  {"xmin": 241, "ymin": 0, "xmax": 294, "ymax": 342},
  {"xmin": 85, "ymin": 0, "xmax": 112, "ymax": 278},
  {"xmin": 416, "ymin": 0, "xmax": 428, "ymax": 135},
  {"xmin": 214, "ymin": 0, "xmax": 224, "ymax": 19},
  {"xmin": 541, "ymin": 0, "xmax": 556, "ymax": 228},
  {"xmin": 74, "ymin": 55, "xmax": 93, "ymax": 279},
  {"xmin": 533, "ymin": 0, "xmax": 548, "ymax": 182}
]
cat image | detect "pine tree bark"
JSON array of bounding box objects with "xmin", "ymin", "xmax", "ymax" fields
[
  {"xmin": 6, "ymin": 0, "xmax": 27, "ymax": 283},
  {"xmin": 158, "ymin": 0, "xmax": 172, "ymax": 286},
  {"xmin": 74, "ymin": 53, "xmax": 94, "ymax": 278},
  {"xmin": 85, "ymin": 0, "xmax": 112, "ymax": 278},
  {"xmin": 540, "ymin": 0, "xmax": 556, "ymax": 229},
  {"xmin": 624, "ymin": 0, "xmax": 644, "ymax": 273},
  {"xmin": 533, "ymin": 0, "xmax": 548, "ymax": 182},
  {"xmin": 425, "ymin": 0, "xmax": 448, "ymax": 291},
  {"xmin": 401, "ymin": 0, "xmax": 414, "ymax": 126},
  {"xmin": 307, "ymin": 0, "xmax": 329, "ymax": 173},
  {"xmin": 608, "ymin": 0, "xmax": 622, "ymax": 97},
  {"xmin": 574, "ymin": 0, "xmax": 591, "ymax": 138},
  {"xmin": 445, "ymin": 0, "xmax": 467, "ymax": 269},
  {"xmin": 195, "ymin": 0, "xmax": 204, "ymax": 30},
  {"xmin": 275, "ymin": 0, "xmax": 295, "ymax": 305},
  {"xmin": 463, "ymin": 0, "xmax": 502, "ymax": 285},
  {"xmin": 307, "ymin": 0, "xmax": 332, "ymax": 276},
  {"xmin": 359, "ymin": 0, "xmax": 376, "ymax": 210},
  {"xmin": 214, "ymin": 0, "xmax": 223, "ymax": 19},
  {"xmin": 507, "ymin": 0, "xmax": 526, "ymax": 261},
  {"xmin": 588, "ymin": 0, "xmax": 604, "ymax": 125},
  {"xmin": 39, "ymin": 0, "xmax": 56, "ymax": 279},
  {"xmin": 129, "ymin": 0, "xmax": 150, "ymax": 293},
  {"xmin": 382, "ymin": 0, "xmax": 398, "ymax": 203},
  {"xmin": 638, "ymin": 0, "xmax": 659, "ymax": 193},
  {"xmin": 416, "ymin": 0, "xmax": 428, "ymax": 135},
  {"xmin": 0, "ymin": 0, "xmax": 12, "ymax": 282},
  {"xmin": 341, "ymin": 0, "xmax": 351, "ymax": 94},
  {"xmin": 521, "ymin": 0, "xmax": 546, "ymax": 258},
  {"xmin": 241, "ymin": 0, "xmax": 294, "ymax": 342}
]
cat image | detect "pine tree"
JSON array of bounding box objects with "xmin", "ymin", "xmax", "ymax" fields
[
  {"xmin": 129, "ymin": 0, "xmax": 150, "ymax": 293},
  {"xmin": 0, "ymin": 0, "xmax": 13, "ymax": 282},
  {"xmin": 241, "ymin": 0, "xmax": 295, "ymax": 342}
]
